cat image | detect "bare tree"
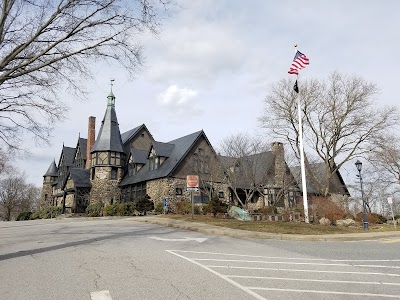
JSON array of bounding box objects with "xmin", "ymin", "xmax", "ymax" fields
[
  {"xmin": 260, "ymin": 72, "xmax": 399, "ymax": 196},
  {"xmin": 0, "ymin": 0, "xmax": 169, "ymax": 149},
  {"xmin": 368, "ymin": 133, "xmax": 400, "ymax": 186},
  {"xmin": 218, "ymin": 133, "xmax": 299, "ymax": 210}
]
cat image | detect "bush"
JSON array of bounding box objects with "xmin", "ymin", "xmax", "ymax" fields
[
  {"xmin": 103, "ymin": 204, "xmax": 117, "ymax": 216},
  {"xmin": 155, "ymin": 201, "xmax": 164, "ymax": 214},
  {"xmin": 175, "ymin": 201, "xmax": 192, "ymax": 214},
  {"xmin": 135, "ymin": 197, "xmax": 154, "ymax": 215},
  {"xmin": 16, "ymin": 211, "xmax": 32, "ymax": 221},
  {"xmin": 29, "ymin": 207, "xmax": 62, "ymax": 219},
  {"xmin": 193, "ymin": 205, "xmax": 201, "ymax": 215},
  {"xmin": 203, "ymin": 196, "xmax": 228, "ymax": 217},
  {"xmin": 310, "ymin": 197, "xmax": 346, "ymax": 222},
  {"xmin": 356, "ymin": 212, "xmax": 386, "ymax": 224},
  {"xmin": 86, "ymin": 202, "xmax": 103, "ymax": 217}
]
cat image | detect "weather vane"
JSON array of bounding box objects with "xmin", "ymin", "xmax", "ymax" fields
[{"xmin": 110, "ymin": 79, "xmax": 115, "ymax": 92}]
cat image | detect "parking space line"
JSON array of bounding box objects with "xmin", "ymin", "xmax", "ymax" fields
[
  {"xmin": 167, "ymin": 250, "xmax": 400, "ymax": 299},
  {"xmin": 167, "ymin": 250, "xmax": 267, "ymax": 300},
  {"xmin": 247, "ymin": 287, "xmax": 400, "ymax": 298},
  {"xmin": 228, "ymin": 275, "xmax": 400, "ymax": 286},
  {"xmin": 208, "ymin": 265, "xmax": 400, "ymax": 277}
]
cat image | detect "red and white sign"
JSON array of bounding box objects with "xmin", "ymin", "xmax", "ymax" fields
[{"xmin": 186, "ymin": 175, "xmax": 199, "ymax": 189}]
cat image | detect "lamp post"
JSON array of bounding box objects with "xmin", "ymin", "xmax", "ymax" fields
[{"xmin": 355, "ymin": 160, "xmax": 369, "ymax": 230}]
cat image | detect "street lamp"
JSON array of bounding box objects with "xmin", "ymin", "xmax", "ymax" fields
[{"xmin": 355, "ymin": 160, "xmax": 369, "ymax": 230}]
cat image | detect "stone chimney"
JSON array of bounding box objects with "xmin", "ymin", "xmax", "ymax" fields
[
  {"xmin": 86, "ymin": 116, "xmax": 96, "ymax": 169},
  {"xmin": 271, "ymin": 142, "xmax": 285, "ymax": 186}
]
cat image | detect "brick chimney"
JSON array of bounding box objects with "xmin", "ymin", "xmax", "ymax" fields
[
  {"xmin": 86, "ymin": 116, "xmax": 96, "ymax": 169},
  {"xmin": 271, "ymin": 142, "xmax": 285, "ymax": 186}
]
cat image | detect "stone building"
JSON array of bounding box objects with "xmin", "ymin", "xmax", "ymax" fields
[
  {"xmin": 41, "ymin": 91, "xmax": 231, "ymax": 213},
  {"xmin": 41, "ymin": 91, "xmax": 349, "ymax": 214}
]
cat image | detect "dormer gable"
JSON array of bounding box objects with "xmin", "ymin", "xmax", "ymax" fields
[
  {"xmin": 127, "ymin": 149, "xmax": 147, "ymax": 175},
  {"xmin": 147, "ymin": 141, "xmax": 175, "ymax": 170}
]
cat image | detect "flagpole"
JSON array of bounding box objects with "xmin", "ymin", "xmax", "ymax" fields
[{"xmin": 295, "ymin": 45, "xmax": 310, "ymax": 224}]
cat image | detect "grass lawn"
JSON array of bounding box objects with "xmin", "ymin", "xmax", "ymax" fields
[{"xmin": 160, "ymin": 214, "xmax": 399, "ymax": 235}]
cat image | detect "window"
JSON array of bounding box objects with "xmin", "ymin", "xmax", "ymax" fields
[
  {"xmin": 149, "ymin": 148, "xmax": 159, "ymax": 170},
  {"xmin": 175, "ymin": 188, "xmax": 183, "ymax": 195},
  {"xmin": 194, "ymin": 195, "xmax": 209, "ymax": 204},
  {"xmin": 218, "ymin": 191, "xmax": 224, "ymax": 198},
  {"xmin": 111, "ymin": 167, "xmax": 118, "ymax": 179},
  {"xmin": 91, "ymin": 168, "xmax": 95, "ymax": 180}
]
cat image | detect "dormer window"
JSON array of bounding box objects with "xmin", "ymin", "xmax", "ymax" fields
[{"xmin": 149, "ymin": 148, "xmax": 160, "ymax": 170}]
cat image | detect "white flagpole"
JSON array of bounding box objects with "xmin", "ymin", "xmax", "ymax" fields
[{"xmin": 295, "ymin": 45, "xmax": 310, "ymax": 224}]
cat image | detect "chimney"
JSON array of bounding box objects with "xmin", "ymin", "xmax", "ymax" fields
[
  {"xmin": 271, "ymin": 142, "xmax": 285, "ymax": 186},
  {"xmin": 86, "ymin": 116, "xmax": 96, "ymax": 169}
]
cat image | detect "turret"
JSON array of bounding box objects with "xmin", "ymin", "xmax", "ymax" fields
[
  {"xmin": 41, "ymin": 160, "xmax": 58, "ymax": 208},
  {"xmin": 89, "ymin": 89, "xmax": 125, "ymax": 204}
]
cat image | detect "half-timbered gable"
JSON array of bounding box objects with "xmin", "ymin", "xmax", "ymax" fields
[{"xmin": 73, "ymin": 138, "xmax": 87, "ymax": 169}]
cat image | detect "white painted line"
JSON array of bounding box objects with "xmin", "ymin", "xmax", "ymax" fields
[
  {"xmin": 228, "ymin": 275, "xmax": 400, "ymax": 286},
  {"xmin": 194, "ymin": 258, "xmax": 352, "ymax": 267},
  {"xmin": 149, "ymin": 236, "xmax": 207, "ymax": 243},
  {"xmin": 247, "ymin": 287, "xmax": 400, "ymax": 298},
  {"xmin": 167, "ymin": 250, "xmax": 267, "ymax": 300},
  {"xmin": 207, "ymin": 265, "xmax": 400, "ymax": 277},
  {"xmin": 194, "ymin": 258, "xmax": 400, "ymax": 269},
  {"xmin": 90, "ymin": 290, "xmax": 112, "ymax": 300},
  {"xmin": 169, "ymin": 250, "xmax": 400, "ymax": 262}
]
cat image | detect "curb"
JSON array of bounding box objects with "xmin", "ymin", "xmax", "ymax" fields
[{"xmin": 134, "ymin": 217, "xmax": 400, "ymax": 242}]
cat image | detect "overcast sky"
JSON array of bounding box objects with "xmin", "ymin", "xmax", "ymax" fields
[{"xmin": 17, "ymin": 0, "xmax": 400, "ymax": 187}]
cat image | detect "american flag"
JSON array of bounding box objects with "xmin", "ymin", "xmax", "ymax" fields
[{"xmin": 288, "ymin": 50, "xmax": 309, "ymax": 75}]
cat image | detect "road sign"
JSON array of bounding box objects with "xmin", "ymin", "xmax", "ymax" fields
[
  {"xmin": 186, "ymin": 175, "xmax": 199, "ymax": 188},
  {"xmin": 163, "ymin": 198, "xmax": 167, "ymax": 206}
]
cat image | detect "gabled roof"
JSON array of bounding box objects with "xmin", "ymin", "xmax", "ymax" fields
[
  {"xmin": 151, "ymin": 141, "xmax": 175, "ymax": 157},
  {"xmin": 121, "ymin": 125, "xmax": 143, "ymax": 145},
  {"xmin": 43, "ymin": 160, "xmax": 58, "ymax": 177},
  {"xmin": 219, "ymin": 151, "xmax": 276, "ymax": 188},
  {"xmin": 130, "ymin": 148, "xmax": 148, "ymax": 164},
  {"xmin": 91, "ymin": 94, "xmax": 124, "ymax": 153},
  {"xmin": 78, "ymin": 138, "xmax": 88, "ymax": 160},
  {"xmin": 69, "ymin": 169, "xmax": 91, "ymax": 188},
  {"xmin": 120, "ymin": 130, "xmax": 205, "ymax": 186},
  {"xmin": 62, "ymin": 146, "xmax": 76, "ymax": 167},
  {"xmin": 290, "ymin": 162, "xmax": 350, "ymax": 196}
]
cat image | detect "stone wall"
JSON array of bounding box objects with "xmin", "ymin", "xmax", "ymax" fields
[
  {"xmin": 90, "ymin": 166, "xmax": 122, "ymax": 204},
  {"xmin": 40, "ymin": 179, "xmax": 53, "ymax": 208},
  {"xmin": 146, "ymin": 177, "xmax": 230, "ymax": 212}
]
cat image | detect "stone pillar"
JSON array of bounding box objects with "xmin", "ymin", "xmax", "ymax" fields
[{"xmin": 86, "ymin": 116, "xmax": 96, "ymax": 168}]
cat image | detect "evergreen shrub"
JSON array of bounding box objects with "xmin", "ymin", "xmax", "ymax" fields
[{"xmin": 86, "ymin": 203, "xmax": 103, "ymax": 217}]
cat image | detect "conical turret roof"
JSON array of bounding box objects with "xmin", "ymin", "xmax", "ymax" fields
[
  {"xmin": 43, "ymin": 160, "xmax": 58, "ymax": 177},
  {"xmin": 91, "ymin": 92, "xmax": 124, "ymax": 153}
]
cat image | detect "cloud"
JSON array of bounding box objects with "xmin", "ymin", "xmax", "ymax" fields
[{"xmin": 157, "ymin": 84, "xmax": 202, "ymax": 116}]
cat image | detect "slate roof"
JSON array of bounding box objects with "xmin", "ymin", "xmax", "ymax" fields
[
  {"xmin": 219, "ymin": 151, "xmax": 276, "ymax": 188},
  {"xmin": 130, "ymin": 148, "xmax": 148, "ymax": 164},
  {"xmin": 69, "ymin": 169, "xmax": 91, "ymax": 188},
  {"xmin": 43, "ymin": 160, "xmax": 58, "ymax": 177},
  {"xmin": 290, "ymin": 163, "xmax": 350, "ymax": 196},
  {"xmin": 78, "ymin": 138, "xmax": 88, "ymax": 160},
  {"xmin": 91, "ymin": 94, "xmax": 124, "ymax": 153},
  {"xmin": 152, "ymin": 141, "xmax": 175, "ymax": 157},
  {"xmin": 120, "ymin": 130, "xmax": 204, "ymax": 186},
  {"xmin": 121, "ymin": 125, "xmax": 143, "ymax": 145},
  {"xmin": 63, "ymin": 146, "xmax": 76, "ymax": 167}
]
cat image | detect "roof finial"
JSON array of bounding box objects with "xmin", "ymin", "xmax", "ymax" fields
[{"xmin": 110, "ymin": 79, "xmax": 115, "ymax": 92}]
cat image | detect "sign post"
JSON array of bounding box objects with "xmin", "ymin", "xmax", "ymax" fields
[
  {"xmin": 186, "ymin": 175, "xmax": 199, "ymax": 219},
  {"xmin": 387, "ymin": 197, "xmax": 397, "ymax": 229}
]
